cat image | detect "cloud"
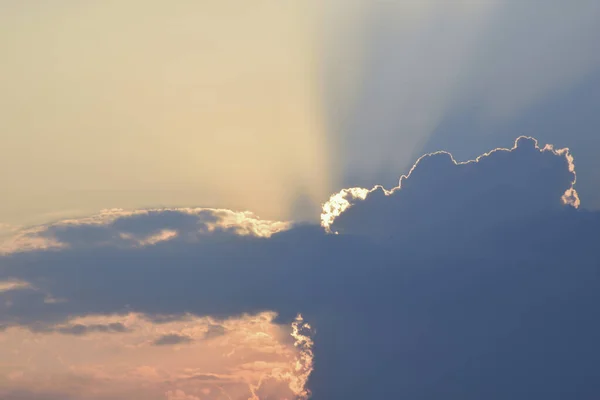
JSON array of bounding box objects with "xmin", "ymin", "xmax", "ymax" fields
[
  {"xmin": 0, "ymin": 280, "xmax": 32, "ymax": 293},
  {"xmin": 1, "ymin": 137, "xmax": 600, "ymax": 399},
  {"xmin": 153, "ymin": 334, "xmax": 194, "ymax": 346},
  {"xmin": 54, "ymin": 322, "xmax": 128, "ymax": 336},
  {"xmin": 0, "ymin": 207, "xmax": 290, "ymax": 254},
  {"xmin": 323, "ymin": 136, "xmax": 579, "ymax": 238},
  {"xmin": 203, "ymin": 323, "xmax": 227, "ymax": 340}
]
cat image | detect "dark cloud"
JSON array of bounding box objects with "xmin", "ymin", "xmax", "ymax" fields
[
  {"xmin": 55, "ymin": 322, "xmax": 127, "ymax": 336},
  {"xmin": 1, "ymin": 138, "xmax": 600, "ymax": 399},
  {"xmin": 184, "ymin": 374, "xmax": 229, "ymax": 383},
  {"xmin": 328, "ymin": 137, "xmax": 578, "ymax": 241},
  {"xmin": 153, "ymin": 333, "xmax": 194, "ymax": 346},
  {"xmin": 16, "ymin": 208, "xmax": 286, "ymax": 251},
  {"xmin": 3, "ymin": 318, "xmax": 129, "ymax": 336},
  {"xmin": 203, "ymin": 323, "xmax": 226, "ymax": 340}
]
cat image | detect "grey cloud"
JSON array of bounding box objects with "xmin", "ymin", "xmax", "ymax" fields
[
  {"xmin": 153, "ymin": 333, "xmax": 194, "ymax": 346},
  {"xmin": 185, "ymin": 374, "xmax": 229, "ymax": 383},
  {"xmin": 328, "ymin": 137, "xmax": 577, "ymax": 240},
  {"xmin": 203, "ymin": 323, "xmax": 226, "ymax": 340},
  {"xmin": 16, "ymin": 320, "xmax": 129, "ymax": 336},
  {"xmin": 0, "ymin": 207, "xmax": 287, "ymax": 255},
  {"xmin": 54, "ymin": 322, "xmax": 128, "ymax": 336}
]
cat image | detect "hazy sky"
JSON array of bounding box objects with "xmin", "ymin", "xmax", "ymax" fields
[{"xmin": 1, "ymin": 1, "xmax": 331, "ymax": 226}]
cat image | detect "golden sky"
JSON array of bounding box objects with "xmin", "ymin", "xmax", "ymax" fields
[
  {"xmin": 0, "ymin": 1, "xmax": 332, "ymax": 227},
  {"xmin": 3, "ymin": 0, "xmax": 598, "ymax": 227}
]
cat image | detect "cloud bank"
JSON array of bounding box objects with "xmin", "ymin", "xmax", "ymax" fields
[{"xmin": 1, "ymin": 137, "xmax": 600, "ymax": 399}]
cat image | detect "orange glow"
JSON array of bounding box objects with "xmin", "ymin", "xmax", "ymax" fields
[{"xmin": 0, "ymin": 312, "xmax": 312, "ymax": 400}]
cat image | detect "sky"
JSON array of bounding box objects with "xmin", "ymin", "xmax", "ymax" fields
[
  {"xmin": 1, "ymin": 1, "xmax": 600, "ymax": 399},
  {"xmin": 0, "ymin": 1, "xmax": 331, "ymax": 226}
]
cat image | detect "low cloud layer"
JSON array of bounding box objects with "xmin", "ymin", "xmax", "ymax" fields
[
  {"xmin": 1, "ymin": 137, "xmax": 600, "ymax": 399},
  {"xmin": 152, "ymin": 333, "xmax": 194, "ymax": 346}
]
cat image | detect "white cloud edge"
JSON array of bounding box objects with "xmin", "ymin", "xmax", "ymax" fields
[
  {"xmin": 0, "ymin": 207, "xmax": 291, "ymax": 255},
  {"xmin": 320, "ymin": 136, "xmax": 580, "ymax": 233}
]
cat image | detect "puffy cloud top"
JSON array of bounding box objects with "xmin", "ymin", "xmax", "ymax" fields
[{"xmin": 324, "ymin": 137, "xmax": 578, "ymax": 240}]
